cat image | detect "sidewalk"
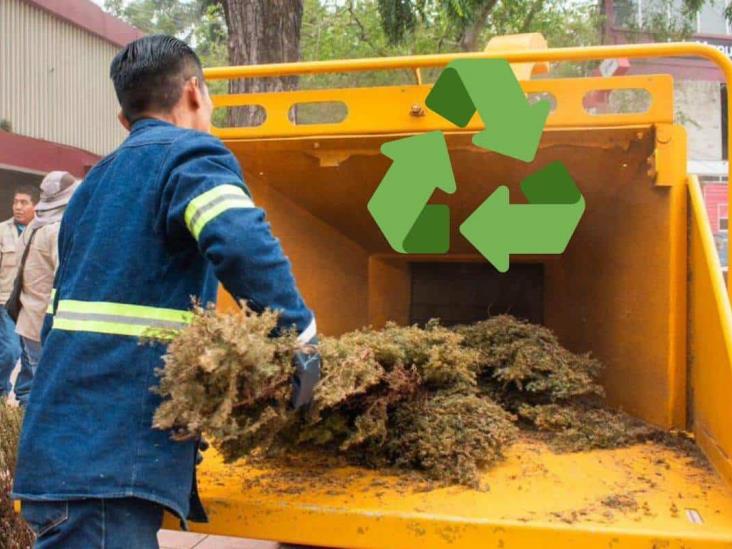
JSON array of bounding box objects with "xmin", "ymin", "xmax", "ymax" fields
[{"xmin": 158, "ymin": 530, "xmax": 279, "ymax": 549}]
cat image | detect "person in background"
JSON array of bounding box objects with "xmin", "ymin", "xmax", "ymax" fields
[
  {"xmin": 14, "ymin": 172, "xmax": 80, "ymax": 406},
  {"xmin": 0, "ymin": 185, "xmax": 38, "ymax": 399}
]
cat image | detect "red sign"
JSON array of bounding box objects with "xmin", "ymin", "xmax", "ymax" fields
[{"xmin": 703, "ymin": 183, "xmax": 728, "ymax": 232}]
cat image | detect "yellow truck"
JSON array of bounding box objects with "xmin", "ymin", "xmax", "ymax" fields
[{"xmin": 164, "ymin": 39, "xmax": 732, "ymax": 548}]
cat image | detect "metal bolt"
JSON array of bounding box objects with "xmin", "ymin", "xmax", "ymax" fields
[{"xmin": 410, "ymin": 104, "xmax": 425, "ymax": 117}]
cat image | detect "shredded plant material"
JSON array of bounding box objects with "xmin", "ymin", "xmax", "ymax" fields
[
  {"xmin": 516, "ymin": 403, "xmax": 657, "ymax": 452},
  {"xmin": 383, "ymin": 391, "xmax": 517, "ymax": 486},
  {"xmin": 455, "ymin": 315, "xmax": 604, "ymax": 403},
  {"xmin": 0, "ymin": 401, "xmax": 33, "ymax": 548},
  {"xmin": 455, "ymin": 316, "xmax": 654, "ymax": 452},
  {"xmin": 152, "ymin": 306, "xmax": 669, "ymax": 486}
]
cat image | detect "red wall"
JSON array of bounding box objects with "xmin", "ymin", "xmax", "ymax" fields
[
  {"xmin": 0, "ymin": 132, "xmax": 100, "ymax": 178},
  {"xmin": 703, "ymin": 183, "xmax": 728, "ymax": 232}
]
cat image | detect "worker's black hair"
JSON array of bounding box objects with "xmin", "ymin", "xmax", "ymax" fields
[
  {"xmin": 110, "ymin": 35, "xmax": 205, "ymax": 124},
  {"xmin": 14, "ymin": 184, "xmax": 39, "ymax": 204}
]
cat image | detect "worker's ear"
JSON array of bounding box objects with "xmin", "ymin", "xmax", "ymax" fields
[
  {"xmin": 117, "ymin": 112, "xmax": 131, "ymax": 132},
  {"xmin": 185, "ymin": 76, "xmax": 213, "ymax": 133},
  {"xmin": 186, "ymin": 77, "xmax": 204, "ymax": 111}
]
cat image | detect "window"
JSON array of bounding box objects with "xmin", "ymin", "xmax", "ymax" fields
[{"xmin": 720, "ymin": 217, "xmax": 729, "ymax": 231}]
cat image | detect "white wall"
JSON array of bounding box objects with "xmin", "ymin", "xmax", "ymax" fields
[
  {"xmin": 0, "ymin": 0, "xmax": 127, "ymax": 156},
  {"xmin": 675, "ymin": 80, "xmax": 723, "ymax": 161}
]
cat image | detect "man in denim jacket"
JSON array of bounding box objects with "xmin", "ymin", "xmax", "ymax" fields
[{"xmin": 13, "ymin": 35, "xmax": 319, "ymax": 548}]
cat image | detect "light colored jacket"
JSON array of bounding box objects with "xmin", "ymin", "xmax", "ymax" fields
[
  {"xmin": 16, "ymin": 220, "xmax": 59, "ymax": 341},
  {"xmin": 0, "ymin": 217, "xmax": 20, "ymax": 303}
]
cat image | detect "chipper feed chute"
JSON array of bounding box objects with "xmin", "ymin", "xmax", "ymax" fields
[{"xmin": 164, "ymin": 43, "xmax": 732, "ymax": 548}]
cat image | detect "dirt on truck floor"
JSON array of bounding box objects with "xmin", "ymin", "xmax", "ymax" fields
[
  {"xmin": 152, "ymin": 306, "xmax": 709, "ymax": 489},
  {"xmin": 196, "ymin": 433, "xmax": 715, "ymax": 529}
]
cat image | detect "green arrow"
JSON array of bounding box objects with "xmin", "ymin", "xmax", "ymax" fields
[
  {"xmin": 367, "ymin": 131, "xmax": 456, "ymax": 253},
  {"xmin": 425, "ymin": 59, "xmax": 551, "ymax": 163},
  {"xmin": 459, "ymin": 162, "xmax": 585, "ymax": 272}
]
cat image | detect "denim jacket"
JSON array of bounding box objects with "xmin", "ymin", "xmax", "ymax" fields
[{"xmin": 13, "ymin": 119, "xmax": 316, "ymax": 523}]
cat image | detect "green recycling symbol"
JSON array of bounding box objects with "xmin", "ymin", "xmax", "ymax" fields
[{"xmin": 367, "ymin": 58, "xmax": 586, "ymax": 273}]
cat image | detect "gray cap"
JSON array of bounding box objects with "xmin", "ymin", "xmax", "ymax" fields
[{"xmin": 35, "ymin": 171, "xmax": 80, "ymax": 212}]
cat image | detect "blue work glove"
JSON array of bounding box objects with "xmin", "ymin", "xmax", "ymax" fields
[{"xmin": 291, "ymin": 336, "xmax": 321, "ymax": 410}]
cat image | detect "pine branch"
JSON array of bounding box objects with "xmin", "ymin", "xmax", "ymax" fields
[{"xmin": 348, "ymin": 1, "xmax": 389, "ymax": 57}]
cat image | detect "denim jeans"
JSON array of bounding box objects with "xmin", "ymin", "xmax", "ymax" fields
[
  {"xmin": 0, "ymin": 305, "xmax": 21, "ymax": 396},
  {"xmin": 15, "ymin": 336, "xmax": 41, "ymax": 406},
  {"xmin": 21, "ymin": 498, "xmax": 164, "ymax": 548}
]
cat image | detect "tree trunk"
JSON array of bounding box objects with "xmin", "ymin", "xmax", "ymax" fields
[
  {"xmin": 220, "ymin": 0, "xmax": 303, "ymax": 127},
  {"xmin": 458, "ymin": 0, "xmax": 498, "ymax": 52}
]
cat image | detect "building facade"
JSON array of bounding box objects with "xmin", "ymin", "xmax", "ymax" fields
[
  {"xmin": 603, "ymin": 0, "xmax": 730, "ymax": 269},
  {"xmin": 0, "ymin": 0, "xmax": 142, "ymax": 217}
]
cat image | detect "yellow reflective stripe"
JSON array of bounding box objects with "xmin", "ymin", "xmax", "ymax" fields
[
  {"xmin": 184, "ymin": 184, "xmax": 254, "ymax": 240},
  {"xmin": 190, "ymin": 198, "xmax": 253, "ymax": 239},
  {"xmin": 53, "ymin": 318, "xmax": 157, "ymax": 338},
  {"xmin": 185, "ymin": 185, "xmax": 237, "ymax": 225},
  {"xmin": 57, "ymin": 300, "xmax": 192, "ymax": 324},
  {"xmin": 53, "ymin": 300, "xmax": 192, "ymax": 338}
]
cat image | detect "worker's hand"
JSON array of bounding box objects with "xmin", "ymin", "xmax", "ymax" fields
[{"xmin": 291, "ymin": 337, "xmax": 321, "ymax": 410}]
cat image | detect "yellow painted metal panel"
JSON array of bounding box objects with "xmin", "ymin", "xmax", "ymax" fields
[
  {"xmin": 204, "ymin": 42, "xmax": 732, "ymax": 291},
  {"xmin": 688, "ymin": 176, "xmax": 732, "ymax": 490},
  {"xmin": 216, "ymin": 181, "xmax": 371, "ymax": 336},
  {"xmin": 204, "ymin": 43, "xmax": 732, "ymax": 83},
  {"xmin": 483, "ymin": 32, "xmax": 550, "ymax": 80},
  {"xmin": 223, "ymin": 126, "xmax": 686, "ymax": 429},
  {"xmin": 212, "ymin": 75, "xmax": 673, "ymax": 140},
  {"xmin": 191, "ymin": 44, "xmax": 732, "ymax": 547},
  {"xmin": 666, "ymin": 127, "xmax": 690, "ymax": 429},
  {"xmin": 652, "ymin": 124, "xmax": 689, "ymax": 187},
  {"xmin": 168, "ymin": 439, "xmax": 732, "ymax": 547}
]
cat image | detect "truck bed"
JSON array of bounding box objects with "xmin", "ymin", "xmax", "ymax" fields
[
  {"xmin": 165, "ymin": 437, "xmax": 732, "ymax": 548},
  {"xmin": 189, "ymin": 46, "xmax": 732, "ymax": 548}
]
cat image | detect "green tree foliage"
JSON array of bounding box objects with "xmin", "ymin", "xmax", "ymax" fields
[
  {"xmin": 104, "ymin": 0, "xmax": 227, "ymax": 67},
  {"xmin": 104, "ymin": 0, "xmax": 199, "ymax": 39},
  {"xmin": 299, "ymin": 0, "xmax": 603, "ymax": 86},
  {"xmin": 375, "ymin": 0, "xmax": 712, "ymax": 50},
  {"xmin": 106, "ymin": 0, "xmax": 603, "ymax": 65},
  {"xmin": 614, "ymin": 0, "xmax": 706, "ymax": 41},
  {"xmin": 375, "ymin": 0, "xmax": 602, "ymax": 51},
  {"xmin": 105, "ymin": 0, "xmax": 229, "ymax": 124},
  {"xmin": 104, "ymin": 0, "xmax": 716, "ymax": 115},
  {"xmin": 300, "ymin": 0, "xmax": 456, "ymax": 88},
  {"xmin": 107, "ymin": 0, "xmax": 720, "ymax": 65}
]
